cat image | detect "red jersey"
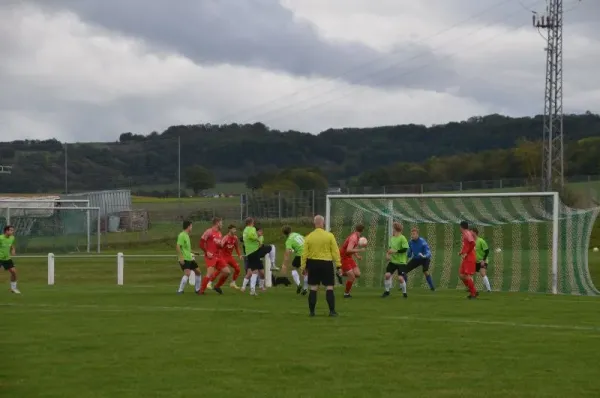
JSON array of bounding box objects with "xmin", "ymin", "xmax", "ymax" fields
[
  {"xmin": 340, "ymin": 232, "xmax": 360, "ymax": 259},
  {"xmin": 200, "ymin": 228, "xmax": 223, "ymax": 258},
  {"xmin": 220, "ymin": 234, "xmax": 241, "ymax": 257},
  {"xmin": 460, "ymin": 229, "xmax": 476, "ymax": 261}
]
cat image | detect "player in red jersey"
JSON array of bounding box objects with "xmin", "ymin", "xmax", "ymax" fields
[
  {"xmin": 459, "ymin": 221, "xmax": 478, "ymax": 299},
  {"xmin": 339, "ymin": 224, "xmax": 365, "ymax": 298},
  {"xmin": 198, "ymin": 217, "xmax": 230, "ymax": 295},
  {"xmin": 220, "ymin": 224, "xmax": 243, "ymax": 289}
]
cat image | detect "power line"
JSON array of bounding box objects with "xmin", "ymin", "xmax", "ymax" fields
[
  {"xmin": 254, "ymin": 0, "xmax": 547, "ymax": 127},
  {"xmin": 214, "ymin": 0, "xmax": 516, "ymax": 125}
]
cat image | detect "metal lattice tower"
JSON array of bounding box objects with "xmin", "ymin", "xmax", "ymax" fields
[{"xmin": 533, "ymin": 0, "xmax": 564, "ymax": 191}]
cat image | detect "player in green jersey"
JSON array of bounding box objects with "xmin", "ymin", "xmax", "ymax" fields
[
  {"xmin": 382, "ymin": 222, "xmax": 408, "ymax": 298},
  {"xmin": 176, "ymin": 220, "xmax": 202, "ymax": 294},
  {"xmin": 472, "ymin": 227, "xmax": 492, "ymax": 292},
  {"xmin": 0, "ymin": 225, "xmax": 20, "ymax": 294},
  {"xmin": 281, "ymin": 225, "xmax": 308, "ymax": 295}
]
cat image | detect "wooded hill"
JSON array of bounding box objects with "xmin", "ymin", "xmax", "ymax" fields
[{"xmin": 1, "ymin": 113, "xmax": 599, "ymax": 193}]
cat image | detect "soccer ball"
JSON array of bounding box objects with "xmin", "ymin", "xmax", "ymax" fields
[
  {"xmin": 593, "ymin": 247, "xmax": 599, "ymax": 253},
  {"xmin": 358, "ymin": 237, "xmax": 368, "ymax": 247},
  {"xmin": 495, "ymin": 247, "xmax": 502, "ymax": 253}
]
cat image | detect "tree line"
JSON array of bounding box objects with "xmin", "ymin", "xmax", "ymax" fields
[{"xmin": 1, "ymin": 113, "xmax": 600, "ymax": 193}]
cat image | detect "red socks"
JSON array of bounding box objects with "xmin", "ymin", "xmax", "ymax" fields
[
  {"xmin": 232, "ymin": 266, "xmax": 240, "ymax": 282},
  {"xmin": 199, "ymin": 273, "xmax": 216, "ymax": 293},
  {"xmin": 345, "ymin": 280, "xmax": 353, "ymax": 294},
  {"xmin": 463, "ymin": 278, "xmax": 477, "ymax": 296},
  {"xmin": 214, "ymin": 275, "xmax": 228, "ymax": 288}
]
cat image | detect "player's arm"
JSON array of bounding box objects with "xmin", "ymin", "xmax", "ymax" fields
[
  {"xmin": 300, "ymin": 234, "xmax": 310, "ymax": 272},
  {"xmin": 482, "ymin": 239, "xmax": 489, "ymax": 262},
  {"xmin": 10, "ymin": 243, "xmax": 15, "ymax": 257},
  {"xmin": 200, "ymin": 231, "xmax": 214, "ymax": 258},
  {"xmin": 346, "ymin": 236, "xmax": 363, "ymax": 255},
  {"xmin": 282, "ymin": 241, "xmax": 292, "ymax": 271},
  {"xmin": 330, "ymin": 233, "xmax": 342, "ymax": 269},
  {"xmin": 422, "ymin": 240, "xmax": 432, "ymax": 258},
  {"xmin": 176, "ymin": 237, "xmax": 184, "ymax": 263},
  {"xmin": 234, "ymin": 239, "xmax": 242, "ymax": 258}
]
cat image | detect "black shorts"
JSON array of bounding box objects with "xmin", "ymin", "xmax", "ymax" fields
[
  {"xmin": 476, "ymin": 262, "xmax": 488, "ymax": 272},
  {"xmin": 292, "ymin": 256, "xmax": 301, "ymax": 269},
  {"xmin": 247, "ymin": 245, "xmax": 272, "ymax": 271},
  {"xmin": 385, "ymin": 262, "xmax": 406, "ymax": 275},
  {"xmin": 306, "ymin": 259, "xmax": 335, "ymax": 286},
  {"xmin": 406, "ymin": 257, "xmax": 431, "ymax": 273},
  {"xmin": 180, "ymin": 260, "xmax": 198, "ymax": 271},
  {"xmin": 0, "ymin": 260, "xmax": 15, "ymax": 270}
]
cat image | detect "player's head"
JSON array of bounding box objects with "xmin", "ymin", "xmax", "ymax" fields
[
  {"xmin": 282, "ymin": 225, "xmax": 292, "ymax": 237},
  {"xmin": 471, "ymin": 227, "xmax": 479, "ymax": 237},
  {"xmin": 355, "ymin": 224, "xmax": 365, "ymax": 235},
  {"xmin": 410, "ymin": 227, "xmax": 419, "ymax": 240},
  {"xmin": 314, "ymin": 215, "xmax": 325, "ymax": 228},
  {"xmin": 460, "ymin": 221, "xmax": 469, "ymax": 231},
  {"xmin": 3, "ymin": 225, "xmax": 14, "ymax": 236},
  {"xmin": 256, "ymin": 224, "xmax": 263, "ymax": 235},
  {"xmin": 212, "ymin": 217, "xmax": 222, "ymax": 229},
  {"xmin": 182, "ymin": 220, "xmax": 192, "ymax": 233},
  {"xmin": 393, "ymin": 222, "xmax": 403, "ymax": 234},
  {"xmin": 245, "ymin": 217, "xmax": 254, "ymax": 227},
  {"xmin": 228, "ymin": 224, "xmax": 237, "ymax": 235}
]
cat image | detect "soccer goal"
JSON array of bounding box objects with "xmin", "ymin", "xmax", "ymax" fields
[
  {"xmin": 326, "ymin": 192, "xmax": 600, "ymax": 296},
  {"xmin": 0, "ymin": 203, "xmax": 101, "ymax": 253}
]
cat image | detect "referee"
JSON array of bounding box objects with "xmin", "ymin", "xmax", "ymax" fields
[{"xmin": 300, "ymin": 215, "xmax": 341, "ymax": 317}]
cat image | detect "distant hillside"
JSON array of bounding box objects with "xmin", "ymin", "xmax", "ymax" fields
[{"xmin": 1, "ymin": 113, "xmax": 600, "ymax": 193}]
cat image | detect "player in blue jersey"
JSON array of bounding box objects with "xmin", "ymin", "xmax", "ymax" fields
[{"xmin": 404, "ymin": 227, "xmax": 435, "ymax": 291}]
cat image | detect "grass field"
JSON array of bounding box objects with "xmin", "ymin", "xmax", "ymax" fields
[{"xmin": 2, "ymin": 279, "xmax": 600, "ymax": 397}]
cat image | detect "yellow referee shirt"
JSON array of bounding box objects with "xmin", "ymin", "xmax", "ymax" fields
[{"xmin": 300, "ymin": 228, "xmax": 341, "ymax": 271}]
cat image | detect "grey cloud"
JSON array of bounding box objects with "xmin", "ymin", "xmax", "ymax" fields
[{"xmin": 26, "ymin": 0, "xmax": 459, "ymax": 91}]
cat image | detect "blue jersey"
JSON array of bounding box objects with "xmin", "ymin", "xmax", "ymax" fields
[{"xmin": 408, "ymin": 237, "xmax": 431, "ymax": 259}]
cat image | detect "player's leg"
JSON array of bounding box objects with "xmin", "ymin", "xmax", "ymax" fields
[
  {"xmin": 306, "ymin": 260, "xmax": 319, "ymax": 316},
  {"xmin": 199, "ymin": 260, "xmax": 217, "ymax": 294},
  {"xmin": 341, "ymin": 259, "xmax": 356, "ymax": 298},
  {"xmin": 213, "ymin": 262, "xmax": 231, "ymax": 294},
  {"xmin": 323, "ymin": 263, "xmax": 337, "ymax": 317},
  {"xmin": 291, "ymin": 256, "xmax": 302, "ymax": 293},
  {"xmin": 479, "ymin": 263, "xmax": 491, "ymax": 292},
  {"xmin": 228, "ymin": 259, "xmax": 241, "ymax": 289},
  {"xmin": 258, "ymin": 269, "xmax": 266, "ymax": 290},
  {"xmin": 241, "ymin": 256, "xmax": 252, "ymax": 291},
  {"xmin": 459, "ymin": 261, "xmax": 478, "ymax": 298},
  {"xmin": 302, "ymin": 269, "xmax": 309, "ymax": 295},
  {"xmin": 397, "ymin": 267, "xmax": 408, "ymax": 298},
  {"xmin": 421, "ymin": 259, "xmax": 435, "ymax": 291},
  {"xmin": 382, "ymin": 263, "xmax": 396, "ymax": 297},
  {"xmin": 402, "ymin": 259, "xmax": 420, "ymax": 285},
  {"xmin": 192, "ymin": 262, "xmax": 202, "ymax": 293},
  {"xmin": 3, "ymin": 261, "xmax": 20, "ymax": 294}
]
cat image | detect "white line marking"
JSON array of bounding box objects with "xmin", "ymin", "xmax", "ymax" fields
[{"xmin": 1, "ymin": 303, "xmax": 598, "ymax": 332}]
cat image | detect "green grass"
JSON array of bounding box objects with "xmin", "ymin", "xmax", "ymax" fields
[{"xmin": 2, "ymin": 273, "xmax": 600, "ymax": 397}]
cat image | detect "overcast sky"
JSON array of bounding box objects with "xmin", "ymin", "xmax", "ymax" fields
[{"xmin": 0, "ymin": 0, "xmax": 598, "ymax": 142}]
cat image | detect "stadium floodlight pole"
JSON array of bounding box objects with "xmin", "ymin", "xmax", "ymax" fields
[
  {"xmin": 533, "ymin": 0, "xmax": 565, "ymax": 191},
  {"xmin": 64, "ymin": 142, "xmax": 68, "ymax": 194},
  {"xmin": 177, "ymin": 136, "xmax": 181, "ymax": 199}
]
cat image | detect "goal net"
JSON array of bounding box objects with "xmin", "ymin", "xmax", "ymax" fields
[
  {"xmin": 0, "ymin": 199, "xmax": 101, "ymax": 254},
  {"xmin": 326, "ymin": 193, "xmax": 600, "ymax": 296}
]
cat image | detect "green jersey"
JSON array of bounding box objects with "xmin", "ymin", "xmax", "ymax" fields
[
  {"xmin": 475, "ymin": 237, "xmax": 489, "ymax": 262},
  {"xmin": 177, "ymin": 231, "xmax": 193, "ymax": 261},
  {"xmin": 389, "ymin": 234, "xmax": 409, "ymax": 264},
  {"xmin": 285, "ymin": 232, "xmax": 304, "ymax": 257},
  {"xmin": 0, "ymin": 235, "xmax": 15, "ymax": 261},
  {"xmin": 243, "ymin": 226, "xmax": 260, "ymax": 255}
]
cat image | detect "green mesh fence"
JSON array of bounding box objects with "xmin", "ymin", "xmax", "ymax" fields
[
  {"xmin": 327, "ymin": 194, "xmax": 600, "ymax": 296},
  {"xmin": 0, "ymin": 207, "xmax": 100, "ymax": 254}
]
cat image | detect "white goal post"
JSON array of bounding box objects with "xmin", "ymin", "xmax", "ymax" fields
[
  {"xmin": 1, "ymin": 205, "xmax": 101, "ymax": 253},
  {"xmin": 325, "ymin": 192, "xmax": 599, "ymax": 296}
]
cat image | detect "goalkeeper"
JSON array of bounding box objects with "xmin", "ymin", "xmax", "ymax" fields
[{"xmin": 404, "ymin": 227, "xmax": 435, "ymax": 291}]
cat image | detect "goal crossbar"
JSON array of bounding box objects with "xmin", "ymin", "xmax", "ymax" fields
[{"xmin": 326, "ymin": 192, "xmax": 562, "ymax": 295}]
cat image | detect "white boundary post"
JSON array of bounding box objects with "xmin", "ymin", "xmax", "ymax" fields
[
  {"xmin": 325, "ymin": 197, "xmax": 331, "ymax": 231},
  {"xmin": 264, "ymin": 246, "xmax": 273, "ymax": 288},
  {"xmin": 47, "ymin": 253, "xmax": 55, "ymax": 285},
  {"xmin": 117, "ymin": 252, "xmax": 124, "ymax": 285},
  {"xmin": 387, "ymin": 199, "xmax": 394, "ymax": 237},
  {"xmin": 552, "ymin": 192, "xmax": 559, "ymax": 295}
]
